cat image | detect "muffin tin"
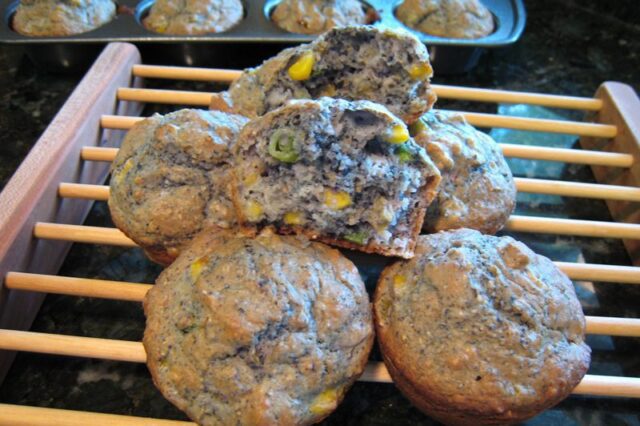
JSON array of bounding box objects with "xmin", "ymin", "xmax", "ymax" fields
[{"xmin": 0, "ymin": 0, "xmax": 525, "ymax": 73}]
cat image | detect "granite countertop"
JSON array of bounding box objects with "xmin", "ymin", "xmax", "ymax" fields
[{"xmin": 1, "ymin": 0, "xmax": 640, "ymax": 424}]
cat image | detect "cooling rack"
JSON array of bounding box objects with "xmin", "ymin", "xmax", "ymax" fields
[{"xmin": 0, "ymin": 42, "xmax": 639, "ymax": 424}]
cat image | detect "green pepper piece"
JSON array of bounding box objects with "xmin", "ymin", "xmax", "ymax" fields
[
  {"xmin": 409, "ymin": 117, "xmax": 427, "ymax": 136},
  {"xmin": 395, "ymin": 144, "xmax": 413, "ymax": 163},
  {"xmin": 344, "ymin": 230, "xmax": 369, "ymax": 245},
  {"xmin": 269, "ymin": 128, "xmax": 301, "ymax": 163}
]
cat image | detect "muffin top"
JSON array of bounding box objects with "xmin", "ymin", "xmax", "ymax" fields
[
  {"xmin": 412, "ymin": 111, "xmax": 516, "ymax": 234},
  {"xmin": 396, "ymin": 0, "xmax": 494, "ymax": 39},
  {"xmin": 230, "ymin": 97, "xmax": 441, "ymax": 258},
  {"xmin": 374, "ymin": 229, "xmax": 590, "ymax": 424},
  {"xmin": 143, "ymin": 0, "xmax": 243, "ymax": 35},
  {"xmin": 13, "ymin": 0, "xmax": 116, "ymax": 36},
  {"xmin": 144, "ymin": 229, "xmax": 374, "ymax": 425},
  {"xmin": 108, "ymin": 109, "xmax": 248, "ymax": 265},
  {"xmin": 224, "ymin": 25, "xmax": 436, "ymax": 124},
  {"xmin": 272, "ymin": 0, "xmax": 368, "ymax": 35}
]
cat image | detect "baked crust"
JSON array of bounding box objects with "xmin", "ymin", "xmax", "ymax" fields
[
  {"xmin": 143, "ymin": 0, "xmax": 243, "ymax": 35},
  {"xmin": 271, "ymin": 0, "xmax": 367, "ymax": 35},
  {"xmin": 374, "ymin": 230, "xmax": 591, "ymax": 425},
  {"xmin": 144, "ymin": 228, "xmax": 374, "ymax": 425}
]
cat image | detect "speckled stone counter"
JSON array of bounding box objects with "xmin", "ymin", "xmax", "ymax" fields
[{"xmin": 1, "ymin": 1, "xmax": 640, "ymax": 425}]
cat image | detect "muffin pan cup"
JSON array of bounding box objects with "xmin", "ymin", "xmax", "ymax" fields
[{"xmin": 0, "ymin": 0, "xmax": 525, "ymax": 73}]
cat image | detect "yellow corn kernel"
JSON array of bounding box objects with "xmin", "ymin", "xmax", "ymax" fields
[
  {"xmin": 323, "ymin": 190, "xmax": 352, "ymax": 210},
  {"xmin": 114, "ymin": 158, "xmax": 135, "ymax": 185},
  {"xmin": 409, "ymin": 62, "xmax": 433, "ymax": 80},
  {"xmin": 243, "ymin": 171, "xmax": 260, "ymax": 187},
  {"xmin": 384, "ymin": 124, "xmax": 410, "ymax": 144},
  {"xmin": 284, "ymin": 211, "xmax": 304, "ymax": 225},
  {"xmin": 190, "ymin": 256, "xmax": 208, "ymax": 281},
  {"xmin": 288, "ymin": 51, "xmax": 315, "ymax": 81},
  {"xmin": 393, "ymin": 275, "xmax": 407, "ymax": 291},
  {"xmin": 310, "ymin": 388, "xmax": 339, "ymax": 415},
  {"xmin": 245, "ymin": 200, "xmax": 264, "ymax": 222}
]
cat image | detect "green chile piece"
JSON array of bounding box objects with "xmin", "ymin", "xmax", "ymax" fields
[{"xmin": 269, "ymin": 128, "xmax": 302, "ymax": 163}]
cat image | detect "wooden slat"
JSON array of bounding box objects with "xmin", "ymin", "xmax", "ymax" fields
[
  {"xmin": 6, "ymin": 272, "xmax": 640, "ymax": 337},
  {"xmin": 0, "ymin": 404, "xmax": 193, "ymax": 426},
  {"xmin": 0, "ymin": 330, "xmax": 638, "ymax": 397},
  {"xmin": 131, "ymin": 65, "xmax": 603, "ymax": 111},
  {"xmin": 84, "ymin": 137, "xmax": 635, "ymax": 169},
  {"xmin": 58, "ymin": 180, "xmax": 640, "ymax": 203}
]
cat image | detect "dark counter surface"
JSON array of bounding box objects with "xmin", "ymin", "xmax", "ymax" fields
[{"xmin": 1, "ymin": 1, "xmax": 640, "ymax": 424}]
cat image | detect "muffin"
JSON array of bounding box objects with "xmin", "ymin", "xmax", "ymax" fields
[
  {"xmin": 211, "ymin": 25, "xmax": 437, "ymax": 124},
  {"xmin": 108, "ymin": 109, "xmax": 248, "ymax": 265},
  {"xmin": 230, "ymin": 97, "xmax": 441, "ymax": 259},
  {"xmin": 396, "ymin": 0, "xmax": 494, "ymax": 39},
  {"xmin": 412, "ymin": 111, "xmax": 516, "ymax": 234},
  {"xmin": 13, "ymin": 0, "xmax": 116, "ymax": 36},
  {"xmin": 374, "ymin": 229, "xmax": 591, "ymax": 425},
  {"xmin": 272, "ymin": 0, "xmax": 367, "ymax": 35},
  {"xmin": 143, "ymin": 228, "xmax": 374, "ymax": 426},
  {"xmin": 143, "ymin": 0, "xmax": 243, "ymax": 35}
]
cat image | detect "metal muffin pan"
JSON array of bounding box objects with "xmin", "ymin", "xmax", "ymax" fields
[{"xmin": 1, "ymin": 0, "xmax": 525, "ymax": 73}]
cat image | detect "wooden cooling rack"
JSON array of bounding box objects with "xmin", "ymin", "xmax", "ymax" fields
[{"xmin": 1, "ymin": 42, "xmax": 640, "ymax": 424}]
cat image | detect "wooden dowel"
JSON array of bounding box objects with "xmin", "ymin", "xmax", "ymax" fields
[
  {"xmin": 33, "ymin": 223, "xmax": 136, "ymax": 247},
  {"xmin": 0, "ymin": 329, "xmax": 146, "ymax": 363},
  {"xmin": 457, "ymin": 110, "xmax": 617, "ymax": 138},
  {"xmin": 6, "ymin": 272, "xmax": 640, "ymax": 336},
  {"xmin": 82, "ymin": 143, "xmax": 634, "ymax": 170},
  {"xmin": 5, "ymin": 272, "xmax": 151, "ymax": 302},
  {"xmin": 100, "ymin": 115, "xmax": 143, "ymax": 130},
  {"xmin": 117, "ymin": 88, "xmax": 212, "ymax": 106},
  {"xmin": 554, "ymin": 261, "xmax": 640, "ymax": 284},
  {"xmin": 500, "ymin": 143, "xmax": 633, "ymax": 168},
  {"xmin": 505, "ymin": 215, "xmax": 640, "ymax": 239},
  {"xmin": 59, "ymin": 180, "xmax": 640, "ymax": 204},
  {"xmin": 0, "ymin": 404, "xmax": 194, "ymax": 426},
  {"xmin": 514, "ymin": 178, "xmax": 640, "ymax": 202},
  {"xmin": 131, "ymin": 65, "xmax": 603, "ymax": 111},
  {"xmin": 0, "ymin": 330, "xmax": 638, "ymax": 397},
  {"xmin": 34, "ymin": 213, "xmax": 640, "ymax": 245}
]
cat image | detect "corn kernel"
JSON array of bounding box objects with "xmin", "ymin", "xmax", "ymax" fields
[
  {"xmin": 288, "ymin": 51, "xmax": 315, "ymax": 81},
  {"xmin": 409, "ymin": 62, "xmax": 433, "ymax": 80},
  {"xmin": 323, "ymin": 189, "xmax": 352, "ymax": 210},
  {"xmin": 393, "ymin": 275, "xmax": 407, "ymax": 291},
  {"xmin": 114, "ymin": 158, "xmax": 135, "ymax": 185},
  {"xmin": 310, "ymin": 388, "xmax": 338, "ymax": 415},
  {"xmin": 190, "ymin": 256, "xmax": 208, "ymax": 281},
  {"xmin": 384, "ymin": 124, "xmax": 410, "ymax": 144},
  {"xmin": 245, "ymin": 201, "xmax": 264, "ymax": 222},
  {"xmin": 284, "ymin": 212, "xmax": 304, "ymax": 225},
  {"xmin": 243, "ymin": 171, "xmax": 260, "ymax": 187}
]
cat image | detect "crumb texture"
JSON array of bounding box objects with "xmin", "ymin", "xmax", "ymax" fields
[
  {"xmin": 143, "ymin": 0, "xmax": 243, "ymax": 35},
  {"xmin": 231, "ymin": 97, "xmax": 441, "ymax": 258},
  {"xmin": 396, "ymin": 0, "xmax": 494, "ymax": 39},
  {"xmin": 226, "ymin": 25, "xmax": 436, "ymax": 124},
  {"xmin": 413, "ymin": 111, "xmax": 516, "ymax": 234},
  {"xmin": 13, "ymin": 0, "xmax": 116, "ymax": 36},
  {"xmin": 374, "ymin": 229, "xmax": 590, "ymax": 425},
  {"xmin": 108, "ymin": 109, "xmax": 248, "ymax": 264},
  {"xmin": 144, "ymin": 229, "xmax": 374, "ymax": 426}
]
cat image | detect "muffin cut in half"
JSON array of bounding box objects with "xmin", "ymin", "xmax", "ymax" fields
[
  {"xmin": 271, "ymin": 0, "xmax": 369, "ymax": 35},
  {"xmin": 374, "ymin": 229, "xmax": 591, "ymax": 425},
  {"xmin": 396, "ymin": 0, "xmax": 494, "ymax": 39},
  {"xmin": 143, "ymin": 0, "xmax": 243, "ymax": 35},
  {"xmin": 230, "ymin": 97, "xmax": 441, "ymax": 258},
  {"xmin": 108, "ymin": 109, "xmax": 248, "ymax": 265},
  {"xmin": 211, "ymin": 25, "xmax": 437, "ymax": 124},
  {"xmin": 411, "ymin": 111, "xmax": 516, "ymax": 234},
  {"xmin": 13, "ymin": 0, "xmax": 116, "ymax": 36},
  {"xmin": 144, "ymin": 228, "xmax": 374, "ymax": 426}
]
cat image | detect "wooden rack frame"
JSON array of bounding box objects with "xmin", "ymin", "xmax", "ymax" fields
[{"xmin": 1, "ymin": 43, "xmax": 640, "ymax": 423}]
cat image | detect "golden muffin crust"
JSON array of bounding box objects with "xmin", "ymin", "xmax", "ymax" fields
[
  {"xmin": 144, "ymin": 229, "xmax": 374, "ymax": 425},
  {"xmin": 396, "ymin": 0, "xmax": 494, "ymax": 39},
  {"xmin": 374, "ymin": 229, "xmax": 590, "ymax": 425},
  {"xmin": 272, "ymin": 0, "xmax": 367, "ymax": 35},
  {"xmin": 13, "ymin": 0, "xmax": 115, "ymax": 36},
  {"xmin": 143, "ymin": 0, "xmax": 243, "ymax": 35}
]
